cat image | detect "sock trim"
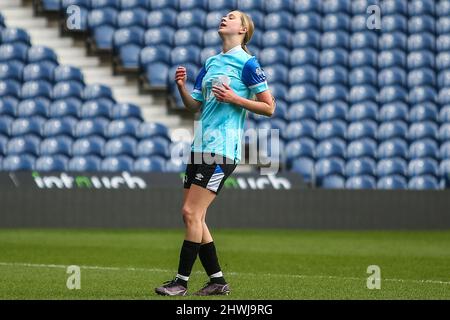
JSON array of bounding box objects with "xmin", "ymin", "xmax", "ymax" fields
[
  {"xmin": 176, "ymin": 274, "xmax": 189, "ymax": 281},
  {"xmin": 210, "ymin": 271, "xmax": 223, "ymax": 278}
]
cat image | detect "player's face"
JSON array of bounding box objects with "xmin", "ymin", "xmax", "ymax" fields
[{"xmin": 218, "ymin": 11, "xmax": 246, "ymax": 36}]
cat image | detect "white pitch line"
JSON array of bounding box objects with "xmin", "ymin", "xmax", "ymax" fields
[{"xmin": 0, "ymin": 262, "xmax": 449, "ymax": 286}]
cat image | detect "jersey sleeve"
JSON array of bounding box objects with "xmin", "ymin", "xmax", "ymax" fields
[
  {"xmin": 191, "ymin": 66, "xmax": 207, "ymax": 102},
  {"xmin": 241, "ymin": 57, "xmax": 269, "ymax": 95}
]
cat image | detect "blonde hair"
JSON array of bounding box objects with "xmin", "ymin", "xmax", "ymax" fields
[{"xmin": 237, "ymin": 11, "xmax": 254, "ymax": 55}]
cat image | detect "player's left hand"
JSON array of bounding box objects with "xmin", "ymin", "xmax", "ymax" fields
[{"xmin": 212, "ymin": 83, "xmax": 239, "ymax": 104}]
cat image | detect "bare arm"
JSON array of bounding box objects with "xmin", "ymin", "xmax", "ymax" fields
[
  {"xmin": 212, "ymin": 83, "xmax": 276, "ymax": 117},
  {"xmin": 175, "ymin": 66, "xmax": 202, "ymax": 113}
]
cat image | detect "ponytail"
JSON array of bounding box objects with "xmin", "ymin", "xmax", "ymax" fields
[{"xmin": 238, "ymin": 11, "xmax": 254, "ymax": 55}]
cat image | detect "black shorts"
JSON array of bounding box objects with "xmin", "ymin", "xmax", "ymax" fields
[{"xmin": 183, "ymin": 152, "xmax": 237, "ymax": 194}]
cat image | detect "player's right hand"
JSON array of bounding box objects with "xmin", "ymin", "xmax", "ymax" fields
[{"xmin": 175, "ymin": 66, "xmax": 187, "ymax": 87}]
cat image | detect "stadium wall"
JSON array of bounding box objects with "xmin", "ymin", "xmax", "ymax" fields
[{"xmin": 0, "ymin": 172, "xmax": 449, "ymax": 230}]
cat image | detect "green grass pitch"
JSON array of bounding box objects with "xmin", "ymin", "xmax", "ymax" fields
[{"xmin": 0, "ymin": 229, "xmax": 449, "ymax": 299}]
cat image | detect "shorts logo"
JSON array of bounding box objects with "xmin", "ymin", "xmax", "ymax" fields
[{"xmin": 195, "ymin": 173, "xmax": 204, "ymax": 181}]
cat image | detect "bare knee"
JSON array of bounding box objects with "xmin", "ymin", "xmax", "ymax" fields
[{"xmin": 182, "ymin": 206, "xmax": 202, "ymax": 227}]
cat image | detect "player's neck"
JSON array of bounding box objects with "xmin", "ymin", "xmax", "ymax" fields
[{"xmin": 222, "ymin": 37, "xmax": 242, "ymax": 54}]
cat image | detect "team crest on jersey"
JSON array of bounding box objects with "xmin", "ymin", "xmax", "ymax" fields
[{"xmin": 255, "ymin": 67, "xmax": 265, "ymax": 78}]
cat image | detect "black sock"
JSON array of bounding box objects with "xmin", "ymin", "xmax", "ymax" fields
[
  {"xmin": 199, "ymin": 242, "xmax": 226, "ymax": 285},
  {"xmin": 176, "ymin": 240, "xmax": 201, "ymax": 288}
]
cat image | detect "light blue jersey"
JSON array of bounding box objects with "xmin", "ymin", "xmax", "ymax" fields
[{"xmin": 190, "ymin": 45, "xmax": 269, "ymax": 162}]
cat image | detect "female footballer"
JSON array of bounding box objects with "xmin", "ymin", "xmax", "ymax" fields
[{"xmin": 155, "ymin": 10, "xmax": 275, "ymax": 296}]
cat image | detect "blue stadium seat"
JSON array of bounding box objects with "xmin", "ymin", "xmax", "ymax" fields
[
  {"xmin": 136, "ymin": 139, "xmax": 170, "ymax": 158},
  {"xmin": 247, "ymin": 11, "xmax": 265, "ymax": 30},
  {"xmin": 177, "ymin": 8, "xmax": 207, "ymax": 29},
  {"xmin": 74, "ymin": 118, "xmax": 109, "ymax": 138},
  {"xmin": 285, "ymin": 138, "xmax": 315, "ymax": 165},
  {"xmin": 146, "ymin": 9, "xmax": 177, "ymax": 29},
  {"xmin": 293, "ymin": 13, "xmax": 321, "ymax": 31},
  {"xmin": 348, "ymin": 102, "xmax": 378, "ymax": 122},
  {"xmin": 321, "ymin": 31, "xmax": 350, "ymax": 50},
  {"xmin": 345, "ymin": 176, "xmax": 376, "ymax": 189},
  {"xmin": 72, "ymin": 136, "xmax": 105, "ymax": 157},
  {"xmin": 408, "ymin": 33, "xmax": 435, "ymax": 52},
  {"xmin": 379, "ymin": 103, "xmax": 408, "ymax": 122},
  {"xmin": 377, "ymin": 158, "xmax": 408, "ymax": 177},
  {"xmin": 144, "ymin": 27, "xmax": 175, "ymax": 47},
  {"xmin": 322, "ymin": 0, "xmax": 351, "ymax": 14},
  {"xmin": 111, "ymin": 103, "xmax": 142, "ymax": 121},
  {"xmin": 0, "ymin": 44, "xmax": 27, "ymax": 66},
  {"xmin": 437, "ymin": 17, "xmax": 450, "ymax": 35},
  {"xmin": 203, "ymin": 29, "xmax": 221, "ymax": 47},
  {"xmin": 382, "ymin": 15, "xmax": 407, "ymax": 33},
  {"xmin": 378, "ymin": 139, "xmax": 408, "ymax": 159},
  {"xmin": 48, "ymin": 99, "xmax": 80, "ymax": 119},
  {"xmin": 52, "ymin": 82, "xmax": 84, "ymax": 102},
  {"xmin": 321, "ymin": 48, "xmax": 349, "ymax": 67},
  {"xmin": 408, "ymin": 121, "xmax": 439, "ymax": 141},
  {"xmin": 438, "ymin": 70, "xmax": 450, "ymax": 88},
  {"xmin": 262, "ymin": 30, "xmax": 292, "ymax": 48},
  {"xmin": 6, "ymin": 136, "xmax": 40, "ymax": 155},
  {"xmin": 318, "ymin": 101, "xmax": 347, "ymax": 121},
  {"xmin": 409, "ymin": 139, "xmax": 439, "ymax": 159},
  {"xmin": 265, "ymin": 12, "xmax": 294, "ymax": 30},
  {"xmin": 378, "ymin": 86, "xmax": 408, "ymax": 104},
  {"xmin": 408, "ymin": 51, "xmax": 435, "ymax": 70},
  {"xmin": 170, "ymin": 46, "xmax": 201, "ymax": 65},
  {"xmin": 42, "ymin": 118, "xmax": 76, "ymax": 138},
  {"xmin": 207, "ymin": 0, "xmax": 236, "ymax": 11},
  {"xmin": 83, "ymin": 84, "xmax": 114, "ymax": 102},
  {"xmin": 35, "ymin": 155, "xmax": 68, "ymax": 172},
  {"xmin": 378, "ymin": 121, "xmax": 408, "ymax": 140},
  {"xmin": 41, "ymin": 0, "xmax": 61, "ymax": 11},
  {"xmin": 200, "ymin": 46, "xmax": 221, "ymax": 65},
  {"xmin": 347, "ymin": 138, "xmax": 377, "ymax": 159},
  {"xmin": 20, "ymin": 81, "xmax": 52, "ymax": 100},
  {"xmin": 440, "ymin": 105, "xmax": 450, "ymax": 123},
  {"xmin": 0, "ymin": 80, "xmax": 21, "ymax": 100},
  {"xmin": 321, "ymin": 175, "xmax": 346, "ymax": 189},
  {"xmin": 113, "ymin": 27, "xmax": 144, "ymax": 69},
  {"xmin": 413, "ymin": 71, "xmax": 438, "ymax": 93},
  {"xmin": 409, "ymin": 16, "xmax": 435, "ymax": 35},
  {"xmin": 351, "ymin": 32, "xmax": 377, "ymax": 50},
  {"xmin": 259, "ymin": 47, "xmax": 290, "ymax": 66},
  {"xmin": 27, "ymin": 46, "xmax": 58, "ymax": 66},
  {"xmin": 409, "ymin": 0, "xmax": 435, "ymax": 16},
  {"xmin": 408, "ymin": 176, "xmax": 440, "ymax": 190},
  {"xmin": 409, "ymin": 86, "xmax": 437, "ymax": 105},
  {"xmin": 349, "ymin": 67, "xmax": 377, "ymax": 86},
  {"xmin": 319, "ymin": 66, "xmax": 347, "ymax": 86},
  {"xmin": 379, "ymin": 32, "xmax": 407, "ymax": 51},
  {"xmin": 105, "ymin": 119, "xmax": 139, "ymax": 139},
  {"xmin": 237, "ymin": 0, "xmax": 264, "ymax": 11},
  {"xmin": 439, "ymin": 123, "xmax": 450, "ymax": 142},
  {"xmin": 68, "ymin": 156, "xmax": 101, "ymax": 171},
  {"xmin": 79, "ymin": 101, "xmax": 110, "ymax": 119},
  {"xmin": 16, "ymin": 99, "xmax": 48, "ymax": 119},
  {"xmin": 290, "ymin": 48, "xmax": 319, "ymax": 67},
  {"xmin": 205, "ymin": 11, "xmax": 224, "ymax": 30},
  {"xmin": 165, "ymin": 159, "xmax": 187, "ymax": 173},
  {"xmin": 264, "ymin": 65, "xmax": 289, "ymax": 85},
  {"xmin": 320, "ymin": 84, "xmax": 348, "ymax": 103},
  {"xmin": 349, "ymin": 85, "xmax": 377, "ymax": 104},
  {"xmin": 0, "ymin": 134, "xmax": 7, "ymax": 155},
  {"xmin": 316, "ymin": 138, "xmax": 346, "ymax": 159},
  {"xmin": 0, "ymin": 116, "xmax": 13, "ymax": 136},
  {"xmin": 22, "ymin": 63, "xmax": 54, "ymax": 83},
  {"xmin": 54, "ymin": 65, "xmax": 84, "ymax": 84},
  {"xmin": 351, "ymin": 15, "xmax": 368, "ymax": 32},
  {"xmin": 378, "ymin": 68, "xmax": 407, "ymax": 87},
  {"xmin": 120, "ymin": 0, "xmax": 147, "ymax": 10},
  {"xmin": 103, "ymin": 137, "xmax": 137, "ymax": 157},
  {"xmin": 377, "ymin": 175, "xmax": 408, "ymax": 189},
  {"xmin": 378, "ymin": 50, "xmax": 406, "ymax": 69},
  {"xmin": 437, "ymin": 0, "xmax": 450, "ymax": 17},
  {"xmin": 347, "ymin": 120, "xmax": 377, "ymax": 141},
  {"xmin": 288, "ymin": 84, "xmax": 318, "ymax": 103},
  {"xmin": 294, "ymin": 0, "xmax": 321, "ymax": 13},
  {"xmin": 440, "ymin": 159, "xmax": 450, "ymax": 178},
  {"xmin": 269, "ymin": 84, "xmax": 289, "ymax": 103},
  {"xmin": 1, "ymin": 28, "xmax": 30, "ymax": 46},
  {"xmin": 136, "ymin": 122, "xmax": 169, "ymax": 140},
  {"xmin": 323, "ymin": 14, "xmax": 350, "ymax": 32},
  {"xmin": 133, "ymin": 156, "xmax": 166, "ymax": 172},
  {"xmin": 2, "ymin": 155, "xmax": 35, "ymax": 171},
  {"xmin": 117, "ymin": 9, "xmax": 146, "ymax": 29},
  {"xmin": 257, "ymin": 118, "xmax": 287, "ymax": 135},
  {"xmin": 88, "ymin": 8, "xmax": 118, "ymax": 51},
  {"xmin": 40, "ymin": 136, "xmax": 73, "ymax": 156},
  {"xmin": 410, "ymin": 103, "xmax": 438, "ymax": 122},
  {"xmin": 140, "ymin": 46, "xmax": 171, "ymax": 87},
  {"xmin": 90, "ymin": 0, "xmax": 120, "ymax": 9},
  {"xmin": 381, "ymin": 0, "xmax": 407, "ymax": 15},
  {"xmin": 439, "ymin": 88, "xmax": 450, "ymax": 106},
  {"xmin": 287, "ymin": 102, "xmax": 318, "ymax": 121},
  {"xmin": 292, "ymin": 31, "xmax": 321, "ymax": 49},
  {"xmin": 178, "ymin": 0, "xmax": 207, "ymax": 10},
  {"xmin": 173, "ymin": 28, "xmax": 204, "ymax": 48},
  {"xmin": 10, "ymin": 118, "xmax": 43, "ymax": 137},
  {"xmin": 0, "ymin": 98, "xmax": 16, "ymax": 117},
  {"xmin": 289, "ymin": 66, "xmax": 318, "ymax": 86},
  {"xmin": 290, "ymin": 157, "xmax": 315, "ymax": 182},
  {"xmin": 101, "ymin": 156, "xmax": 133, "ymax": 172},
  {"xmin": 316, "ymin": 120, "xmax": 346, "ymax": 141},
  {"xmin": 408, "ymin": 158, "xmax": 439, "ymax": 177},
  {"xmin": 149, "ymin": 0, "xmax": 177, "ymax": 10},
  {"xmin": 349, "ymin": 49, "xmax": 376, "ymax": 68},
  {"xmin": 0, "ymin": 63, "xmax": 23, "ymax": 82},
  {"xmin": 283, "ymin": 120, "xmax": 316, "ymax": 141}
]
